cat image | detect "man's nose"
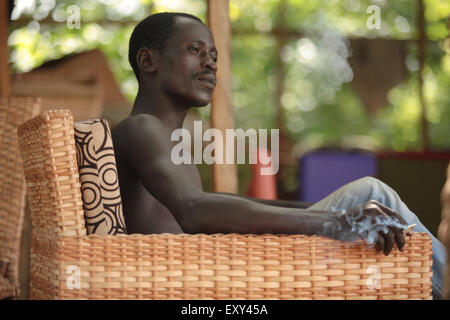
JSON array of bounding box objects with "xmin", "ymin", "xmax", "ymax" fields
[{"xmin": 202, "ymin": 56, "xmax": 217, "ymax": 72}]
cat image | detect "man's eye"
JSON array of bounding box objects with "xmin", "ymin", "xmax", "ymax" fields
[{"xmin": 189, "ymin": 47, "xmax": 201, "ymax": 54}]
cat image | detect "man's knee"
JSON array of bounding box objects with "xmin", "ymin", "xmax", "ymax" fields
[
  {"xmin": 332, "ymin": 177, "xmax": 378, "ymax": 205},
  {"xmin": 355, "ymin": 176, "xmax": 380, "ymax": 186},
  {"xmin": 354, "ymin": 176, "xmax": 401, "ymax": 203},
  {"xmin": 349, "ymin": 176, "xmax": 396, "ymax": 200},
  {"xmin": 351, "ymin": 176, "xmax": 379, "ymax": 194}
]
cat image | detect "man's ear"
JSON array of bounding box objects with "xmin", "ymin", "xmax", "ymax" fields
[{"xmin": 136, "ymin": 47, "xmax": 158, "ymax": 74}]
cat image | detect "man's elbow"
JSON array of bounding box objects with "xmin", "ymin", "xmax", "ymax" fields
[{"xmin": 173, "ymin": 194, "xmax": 205, "ymax": 234}]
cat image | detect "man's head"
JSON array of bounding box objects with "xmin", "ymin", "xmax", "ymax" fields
[
  {"xmin": 128, "ymin": 12, "xmax": 203, "ymax": 80},
  {"xmin": 129, "ymin": 12, "xmax": 218, "ymax": 107}
]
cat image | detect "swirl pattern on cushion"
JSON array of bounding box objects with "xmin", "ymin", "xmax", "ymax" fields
[{"xmin": 75, "ymin": 119, "xmax": 126, "ymax": 235}]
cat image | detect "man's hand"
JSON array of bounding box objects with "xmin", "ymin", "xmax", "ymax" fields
[{"xmin": 325, "ymin": 200, "xmax": 409, "ymax": 256}]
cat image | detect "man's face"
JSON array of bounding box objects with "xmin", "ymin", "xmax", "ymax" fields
[{"xmin": 157, "ymin": 17, "xmax": 218, "ymax": 107}]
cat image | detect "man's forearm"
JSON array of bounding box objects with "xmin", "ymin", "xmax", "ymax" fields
[
  {"xmin": 181, "ymin": 192, "xmax": 334, "ymax": 236},
  {"xmin": 216, "ymin": 192, "xmax": 312, "ymax": 209}
]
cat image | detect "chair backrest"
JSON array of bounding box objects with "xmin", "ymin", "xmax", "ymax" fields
[
  {"xmin": 0, "ymin": 96, "xmax": 40, "ymax": 297},
  {"xmin": 18, "ymin": 109, "xmax": 87, "ymax": 242},
  {"xmin": 18, "ymin": 109, "xmax": 127, "ymax": 241}
]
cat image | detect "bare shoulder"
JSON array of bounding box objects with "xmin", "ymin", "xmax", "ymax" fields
[
  {"xmin": 113, "ymin": 114, "xmax": 165, "ymax": 138},
  {"xmin": 113, "ymin": 114, "xmax": 168, "ymax": 146},
  {"xmin": 112, "ymin": 114, "xmax": 173, "ymax": 163}
]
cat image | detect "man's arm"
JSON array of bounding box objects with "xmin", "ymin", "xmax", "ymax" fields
[
  {"xmin": 120, "ymin": 115, "xmax": 407, "ymax": 254},
  {"xmin": 121, "ymin": 115, "xmax": 331, "ymax": 235},
  {"xmin": 215, "ymin": 193, "xmax": 312, "ymax": 209}
]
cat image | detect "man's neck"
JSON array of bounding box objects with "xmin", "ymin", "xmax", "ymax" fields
[{"xmin": 130, "ymin": 86, "xmax": 189, "ymax": 132}]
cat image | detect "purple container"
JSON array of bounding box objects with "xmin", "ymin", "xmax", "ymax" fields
[{"xmin": 298, "ymin": 150, "xmax": 377, "ymax": 203}]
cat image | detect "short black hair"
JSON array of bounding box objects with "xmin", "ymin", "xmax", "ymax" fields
[{"xmin": 128, "ymin": 12, "xmax": 204, "ymax": 80}]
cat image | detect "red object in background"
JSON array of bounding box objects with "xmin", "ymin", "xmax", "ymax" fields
[{"xmin": 246, "ymin": 147, "xmax": 277, "ymax": 200}]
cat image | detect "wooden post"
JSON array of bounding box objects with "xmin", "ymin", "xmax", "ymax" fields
[
  {"xmin": 0, "ymin": 0, "xmax": 11, "ymax": 97},
  {"xmin": 417, "ymin": 0, "xmax": 429, "ymax": 151},
  {"xmin": 274, "ymin": 0, "xmax": 294, "ymax": 198},
  {"xmin": 440, "ymin": 163, "xmax": 450, "ymax": 299},
  {"xmin": 207, "ymin": 0, "xmax": 238, "ymax": 193}
]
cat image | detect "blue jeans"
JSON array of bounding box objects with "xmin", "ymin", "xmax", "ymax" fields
[{"xmin": 308, "ymin": 176, "xmax": 446, "ymax": 300}]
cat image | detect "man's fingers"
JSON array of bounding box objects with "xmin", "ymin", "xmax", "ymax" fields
[
  {"xmin": 393, "ymin": 227, "xmax": 406, "ymax": 251},
  {"xmin": 374, "ymin": 227, "xmax": 405, "ymax": 255},
  {"xmin": 375, "ymin": 235, "xmax": 385, "ymax": 253},
  {"xmin": 382, "ymin": 229, "xmax": 396, "ymax": 256}
]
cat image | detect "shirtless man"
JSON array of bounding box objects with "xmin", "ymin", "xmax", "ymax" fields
[{"xmin": 111, "ymin": 12, "xmax": 445, "ymax": 298}]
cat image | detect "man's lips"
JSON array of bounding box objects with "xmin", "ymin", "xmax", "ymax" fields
[{"xmin": 197, "ymin": 74, "xmax": 216, "ymax": 90}]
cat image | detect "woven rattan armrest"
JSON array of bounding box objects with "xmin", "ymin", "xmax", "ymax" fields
[
  {"xmin": 30, "ymin": 232, "xmax": 432, "ymax": 300},
  {"xmin": 17, "ymin": 110, "xmax": 433, "ymax": 300}
]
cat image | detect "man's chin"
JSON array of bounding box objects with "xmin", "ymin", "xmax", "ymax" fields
[
  {"xmin": 191, "ymin": 102, "xmax": 211, "ymax": 108},
  {"xmin": 189, "ymin": 97, "xmax": 212, "ymax": 108}
]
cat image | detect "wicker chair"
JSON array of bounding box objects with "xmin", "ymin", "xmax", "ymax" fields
[
  {"xmin": 17, "ymin": 109, "xmax": 433, "ymax": 300},
  {"xmin": 0, "ymin": 97, "xmax": 40, "ymax": 299},
  {"xmin": 439, "ymin": 162, "xmax": 450, "ymax": 299}
]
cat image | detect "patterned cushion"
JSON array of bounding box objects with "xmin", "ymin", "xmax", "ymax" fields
[{"xmin": 74, "ymin": 119, "xmax": 126, "ymax": 235}]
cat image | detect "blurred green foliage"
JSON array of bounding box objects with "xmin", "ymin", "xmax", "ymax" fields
[{"xmin": 7, "ymin": 0, "xmax": 450, "ymax": 155}]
